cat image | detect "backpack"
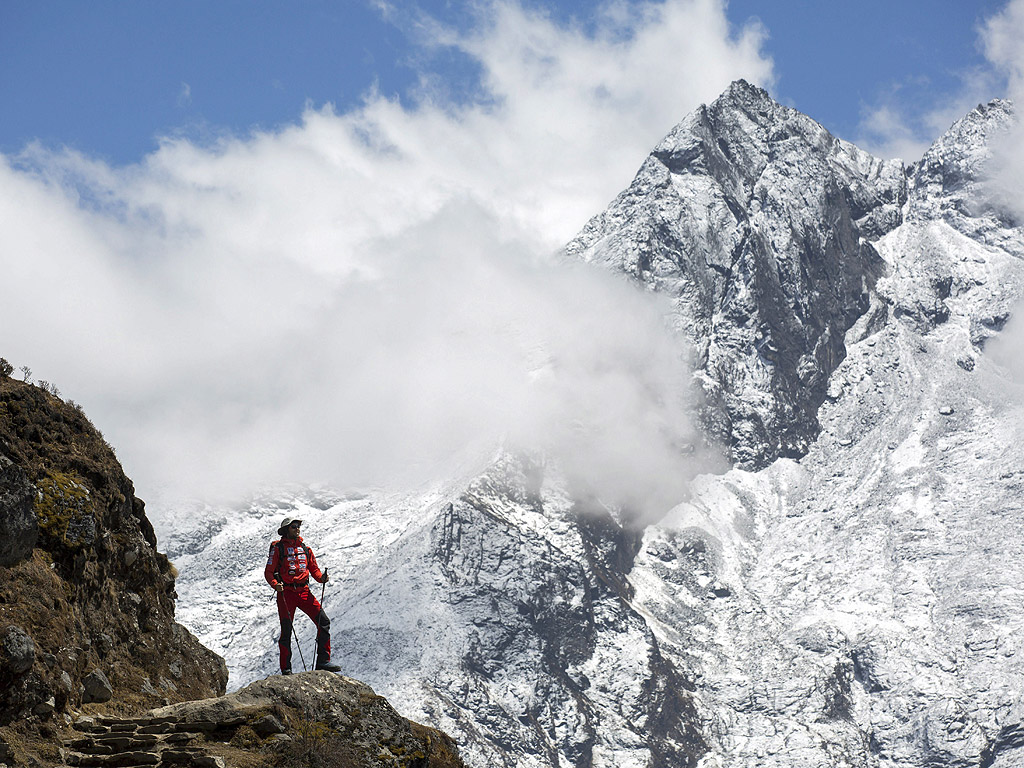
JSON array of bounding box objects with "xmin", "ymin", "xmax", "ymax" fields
[{"xmin": 273, "ymin": 540, "xmax": 310, "ymax": 584}]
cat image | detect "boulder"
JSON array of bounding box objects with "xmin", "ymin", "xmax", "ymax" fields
[
  {"xmin": 0, "ymin": 454, "xmax": 37, "ymax": 566},
  {"xmin": 82, "ymin": 669, "xmax": 113, "ymax": 703},
  {"xmin": 32, "ymin": 697, "xmax": 54, "ymax": 717},
  {"xmin": 252, "ymin": 713, "xmax": 286, "ymax": 737},
  {"xmin": 0, "ymin": 625, "xmax": 35, "ymax": 675}
]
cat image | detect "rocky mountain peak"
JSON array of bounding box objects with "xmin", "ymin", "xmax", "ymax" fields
[
  {"xmin": 912, "ymin": 97, "xmax": 1014, "ymax": 193},
  {"xmin": 565, "ymin": 81, "xmax": 906, "ymax": 468},
  {"xmin": 908, "ymin": 97, "xmax": 1020, "ymax": 252}
]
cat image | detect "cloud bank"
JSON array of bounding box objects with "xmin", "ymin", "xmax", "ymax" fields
[
  {"xmin": 981, "ymin": 1, "xmax": 1024, "ymax": 389},
  {"xmin": 981, "ymin": 0, "xmax": 1024, "ymax": 224},
  {"xmin": 0, "ymin": 0, "xmax": 768, "ymax": 515}
]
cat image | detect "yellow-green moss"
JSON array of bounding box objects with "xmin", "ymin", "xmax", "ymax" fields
[{"xmin": 34, "ymin": 471, "xmax": 95, "ymax": 549}]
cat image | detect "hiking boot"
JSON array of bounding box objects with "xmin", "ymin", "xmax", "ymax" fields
[
  {"xmin": 315, "ymin": 661, "xmax": 341, "ymax": 673},
  {"xmin": 281, "ymin": 668, "xmax": 292, "ymax": 676}
]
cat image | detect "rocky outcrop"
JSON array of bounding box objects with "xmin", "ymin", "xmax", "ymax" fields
[
  {"xmin": 0, "ymin": 672, "xmax": 465, "ymax": 768},
  {"xmin": 0, "ymin": 375, "xmax": 227, "ymax": 729},
  {"xmin": 145, "ymin": 672, "xmax": 464, "ymax": 768},
  {"xmin": 0, "ymin": 452, "xmax": 36, "ymax": 566},
  {"xmin": 565, "ymin": 79, "xmax": 906, "ymax": 468}
]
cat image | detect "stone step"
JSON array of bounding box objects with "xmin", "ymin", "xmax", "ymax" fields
[
  {"xmin": 62, "ymin": 750, "xmax": 161, "ymax": 767},
  {"xmin": 72, "ymin": 719, "xmax": 111, "ymax": 734},
  {"xmin": 107, "ymin": 723, "xmax": 140, "ymax": 733},
  {"xmin": 97, "ymin": 716, "xmax": 176, "ymax": 727},
  {"xmin": 162, "ymin": 733, "xmax": 201, "ymax": 745},
  {"xmin": 63, "ymin": 750, "xmax": 217, "ymax": 768},
  {"xmin": 65, "ymin": 731, "xmax": 200, "ymax": 753},
  {"xmin": 66, "ymin": 739, "xmax": 159, "ymax": 754},
  {"xmin": 64, "ymin": 714, "xmax": 234, "ymax": 767}
]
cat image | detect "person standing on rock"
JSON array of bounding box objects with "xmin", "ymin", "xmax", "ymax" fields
[{"xmin": 265, "ymin": 517, "xmax": 341, "ymax": 674}]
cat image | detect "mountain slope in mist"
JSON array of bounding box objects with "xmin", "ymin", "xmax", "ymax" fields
[{"xmin": 165, "ymin": 82, "xmax": 1024, "ymax": 768}]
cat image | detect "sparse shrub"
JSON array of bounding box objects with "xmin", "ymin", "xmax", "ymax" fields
[
  {"xmin": 275, "ymin": 710, "xmax": 360, "ymax": 768},
  {"xmin": 19, "ymin": 366, "xmax": 32, "ymax": 383},
  {"xmin": 230, "ymin": 725, "xmax": 262, "ymax": 749}
]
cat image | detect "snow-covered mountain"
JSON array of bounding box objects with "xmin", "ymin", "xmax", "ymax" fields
[{"xmin": 160, "ymin": 81, "xmax": 1024, "ymax": 768}]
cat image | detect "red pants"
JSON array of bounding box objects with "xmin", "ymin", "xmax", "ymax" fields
[{"xmin": 276, "ymin": 586, "xmax": 331, "ymax": 671}]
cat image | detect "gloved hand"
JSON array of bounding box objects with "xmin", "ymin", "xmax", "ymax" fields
[
  {"xmin": 319, "ymin": 569, "xmax": 330, "ymax": 584},
  {"xmin": 274, "ymin": 583, "xmax": 284, "ymax": 593}
]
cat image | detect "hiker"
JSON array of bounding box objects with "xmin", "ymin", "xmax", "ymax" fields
[{"xmin": 265, "ymin": 517, "xmax": 341, "ymax": 674}]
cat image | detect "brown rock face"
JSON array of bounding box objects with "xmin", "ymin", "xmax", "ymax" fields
[
  {"xmin": 0, "ymin": 453, "xmax": 36, "ymax": 566},
  {"xmin": 148, "ymin": 672, "xmax": 466, "ymax": 768},
  {"xmin": 0, "ymin": 375, "xmax": 227, "ymax": 726}
]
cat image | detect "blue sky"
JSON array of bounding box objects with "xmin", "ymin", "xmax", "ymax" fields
[{"xmin": 1, "ymin": 0, "xmax": 1011, "ymax": 165}]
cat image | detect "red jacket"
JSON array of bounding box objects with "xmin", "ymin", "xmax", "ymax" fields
[{"xmin": 265, "ymin": 536, "xmax": 325, "ymax": 588}]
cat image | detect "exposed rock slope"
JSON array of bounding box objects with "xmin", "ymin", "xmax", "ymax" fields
[
  {"xmin": 0, "ymin": 374, "xmax": 227, "ymax": 731},
  {"xmin": 146, "ymin": 672, "xmax": 464, "ymax": 768}
]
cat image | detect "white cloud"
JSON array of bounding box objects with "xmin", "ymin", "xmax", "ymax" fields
[
  {"xmin": 854, "ymin": 68, "xmax": 1002, "ymax": 162},
  {"xmin": 850, "ymin": 0, "xmax": 1021, "ymax": 163},
  {"xmin": 980, "ymin": 0, "xmax": 1024, "ymax": 224},
  {"xmin": 854, "ymin": 98, "xmax": 935, "ymax": 162},
  {"xmin": 982, "ymin": 0, "xmax": 1024, "ymax": 89},
  {"xmin": 0, "ymin": 0, "xmax": 767, "ymax": 516},
  {"xmin": 979, "ymin": 1, "xmax": 1024, "ymax": 387},
  {"xmin": 988, "ymin": 300, "xmax": 1024, "ymax": 385}
]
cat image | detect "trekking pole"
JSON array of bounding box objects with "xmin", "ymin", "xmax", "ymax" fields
[{"xmin": 314, "ymin": 572, "xmax": 328, "ymax": 670}]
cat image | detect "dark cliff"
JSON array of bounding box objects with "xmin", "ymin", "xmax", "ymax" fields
[{"xmin": 0, "ymin": 372, "xmax": 228, "ymax": 758}]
